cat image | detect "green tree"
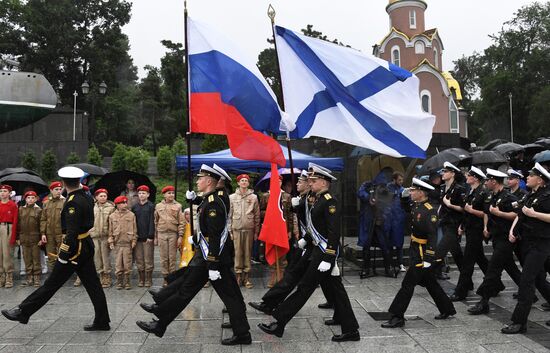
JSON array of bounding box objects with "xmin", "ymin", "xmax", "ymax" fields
[
  {"xmin": 201, "ymin": 135, "xmax": 228, "ymax": 153},
  {"xmin": 41, "ymin": 149, "xmax": 57, "ymax": 180},
  {"xmin": 172, "ymin": 134, "xmax": 187, "ymax": 156},
  {"xmin": 156, "ymin": 145, "xmax": 173, "ymax": 178},
  {"xmin": 20, "ymin": 151, "xmax": 38, "ymax": 171},
  {"xmin": 453, "ymin": 2, "xmax": 550, "ymax": 143},
  {"xmin": 87, "ymin": 144, "xmax": 102, "ymax": 166},
  {"xmin": 160, "ymin": 40, "xmax": 187, "ymax": 135},
  {"xmin": 112, "ymin": 143, "xmax": 127, "ymax": 171},
  {"xmin": 139, "ymin": 66, "xmax": 164, "ymax": 155},
  {"xmin": 124, "ymin": 147, "xmax": 149, "ymax": 173},
  {"xmin": 66, "ymin": 152, "xmax": 80, "ymax": 165}
]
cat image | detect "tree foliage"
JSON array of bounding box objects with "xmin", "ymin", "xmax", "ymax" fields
[
  {"xmin": 452, "ymin": 2, "xmax": 550, "ymax": 144},
  {"xmin": 41, "ymin": 149, "xmax": 57, "ymax": 181},
  {"xmin": 66, "ymin": 152, "xmax": 80, "ymax": 165},
  {"xmin": 111, "ymin": 143, "xmax": 127, "ymax": 172},
  {"xmin": 172, "ymin": 134, "xmax": 187, "ymax": 156},
  {"xmin": 156, "ymin": 145, "xmax": 173, "ymax": 178},
  {"xmin": 201, "ymin": 135, "xmax": 228, "ymax": 154},
  {"xmin": 87, "ymin": 144, "xmax": 103, "ymax": 166},
  {"xmin": 124, "ymin": 146, "xmax": 149, "ymax": 173},
  {"xmin": 20, "ymin": 151, "xmax": 38, "ymax": 172}
]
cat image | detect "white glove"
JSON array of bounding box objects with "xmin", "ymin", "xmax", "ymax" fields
[
  {"xmin": 58, "ymin": 258, "xmax": 68, "ymax": 264},
  {"xmin": 186, "ymin": 190, "xmax": 196, "ymax": 200},
  {"xmin": 331, "ymin": 264, "xmax": 340, "ymax": 276},
  {"xmin": 317, "ymin": 261, "xmax": 331, "ymax": 272},
  {"xmin": 423, "ymin": 261, "xmax": 431, "ymax": 268},
  {"xmin": 208, "ymin": 270, "xmax": 221, "ymax": 281},
  {"xmin": 187, "ymin": 236, "xmax": 194, "ymax": 245},
  {"xmin": 401, "ymin": 188, "xmax": 410, "ymax": 198},
  {"xmin": 291, "ymin": 196, "xmax": 300, "ymax": 207},
  {"xmin": 297, "ymin": 238, "xmax": 307, "ymax": 249}
]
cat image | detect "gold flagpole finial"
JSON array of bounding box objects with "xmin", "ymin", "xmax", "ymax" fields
[
  {"xmin": 184, "ymin": 0, "xmax": 187, "ymax": 12},
  {"xmin": 267, "ymin": 4, "xmax": 276, "ymax": 24}
]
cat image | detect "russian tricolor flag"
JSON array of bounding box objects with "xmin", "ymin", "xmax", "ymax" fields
[{"xmin": 188, "ymin": 17, "xmax": 286, "ymax": 167}]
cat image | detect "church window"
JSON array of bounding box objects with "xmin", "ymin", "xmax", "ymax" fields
[
  {"xmin": 434, "ymin": 47, "xmax": 439, "ymax": 69},
  {"xmin": 421, "ymin": 90, "xmax": 431, "ymax": 113},
  {"xmin": 450, "ymin": 99, "xmax": 459, "ymax": 133},
  {"xmin": 391, "ymin": 45, "xmax": 400, "ymax": 67},
  {"xmin": 415, "ymin": 41, "xmax": 425, "ymax": 54},
  {"xmin": 409, "ymin": 10, "xmax": 417, "ymax": 29}
]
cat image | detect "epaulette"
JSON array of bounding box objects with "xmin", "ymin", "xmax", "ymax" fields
[
  {"xmin": 208, "ymin": 195, "xmax": 214, "ymax": 202},
  {"xmin": 218, "ymin": 191, "xmax": 224, "ymax": 196},
  {"xmin": 68, "ymin": 195, "xmax": 75, "ymax": 202},
  {"xmin": 324, "ymin": 193, "xmax": 332, "ymax": 200},
  {"xmin": 424, "ymin": 202, "xmax": 433, "ymax": 210}
]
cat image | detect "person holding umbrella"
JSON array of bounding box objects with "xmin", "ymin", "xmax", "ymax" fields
[{"xmin": 0, "ymin": 184, "xmax": 18, "ymax": 288}]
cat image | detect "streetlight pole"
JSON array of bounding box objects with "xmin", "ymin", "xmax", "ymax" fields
[
  {"xmin": 509, "ymin": 92, "xmax": 513, "ymax": 143},
  {"xmin": 73, "ymin": 90, "xmax": 78, "ymax": 141}
]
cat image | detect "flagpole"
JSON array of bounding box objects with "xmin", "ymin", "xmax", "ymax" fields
[
  {"xmin": 267, "ymin": 5, "xmax": 296, "ymax": 196},
  {"xmin": 184, "ymin": 0, "xmax": 195, "ymax": 239}
]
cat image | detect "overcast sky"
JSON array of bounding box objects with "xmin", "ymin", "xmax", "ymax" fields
[{"xmin": 123, "ymin": 0, "xmax": 539, "ymax": 79}]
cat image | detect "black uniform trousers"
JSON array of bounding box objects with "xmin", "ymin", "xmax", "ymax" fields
[
  {"xmin": 454, "ymin": 227, "xmax": 489, "ymax": 297},
  {"xmin": 388, "ymin": 265, "xmax": 455, "ymax": 318},
  {"xmin": 511, "ymin": 237, "xmax": 550, "ymax": 325},
  {"xmin": 476, "ymin": 236, "xmax": 522, "ymax": 299},
  {"xmin": 262, "ymin": 246, "xmax": 334, "ymax": 311},
  {"xmin": 19, "ymin": 238, "xmax": 110, "ymax": 325},
  {"xmin": 272, "ymin": 248, "xmax": 359, "ymax": 334},
  {"xmin": 436, "ymin": 223, "xmax": 464, "ymax": 271},
  {"xmin": 154, "ymin": 265, "xmax": 250, "ymax": 336}
]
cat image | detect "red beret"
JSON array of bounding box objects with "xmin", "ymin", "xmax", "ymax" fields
[
  {"xmin": 49, "ymin": 181, "xmax": 62, "ymax": 190},
  {"xmin": 114, "ymin": 196, "xmax": 128, "ymax": 204},
  {"xmin": 94, "ymin": 188, "xmax": 108, "ymax": 196},
  {"xmin": 24, "ymin": 190, "xmax": 37, "ymax": 199},
  {"xmin": 236, "ymin": 174, "xmax": 250, "ymax": 182},
  {"xmin": 137, "ymin": 185, "xmax": 150, "ymax": 192},
  {"xmin": 0, "ymin": 184, "xmax": 12, "ymax": 192},
  {"xmin": 162, "ymin": 185, "xmax": 175, "ymax": 194},
  {"xmin": 82, "ymin": 185, "xmax": 89, "ymax": 192}
]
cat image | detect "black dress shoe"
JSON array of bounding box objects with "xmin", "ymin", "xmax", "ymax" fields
[
  {"xmin": 83, "ymin": 322, "xmax": 110, "ymax": 331},
  {"xmin": 332, "ymin": 330, "xmax": 360, "ymax": 342},
  {"xmin": 501, "ymin": 323, "xmax": 526, "ymax": 334},
  {"xmin": 140, "ymin": 302, "xmax": 159, "ymax": 314},
  {"xmin": 436, "ymin": 273, "xmax": 450, "ymax": 280},
  {"xmin": 542, "ymin": 302, "xmax": 550, "ymax": 311},
  {"xmin": 468, "ymin": 301, "xmax": 489, "ymax": 315},
  {"xmin": 318, "ymin": 302, "xmax": 333, "ymax": 309},
  {"xmin": 324, "ymin": 318, "xmax": 341, "ymax": 326},
  {"xmin": 221, "ymin": 321, "xmax": 232, "ymax": 329},
  {"xmin": 434, "ymin": 310, "xmax": 456, "ymax": 320},
  {"xmin": 449, "ymin": 293, "xmax": 465, "ymax": 302},
  {"xmin": 248, "ymin": 301, "xmax": 273, "ymax": 315},
  {"xmin": 381, "ymin": 316, "xmax": 405, "ymax": 328},
  {"xmin": 1, "ymin": 307, "xmax": 29, "ymax": 324},
  {"xmin": 258, "ymin": 322, "xmax": 284, "ymax": 337},
  {"xmin": 136, "ymin": 320, "xmax": 166, "ymax": 338},
  {"xmin": 221, "ymin": 332, "xmax": 252, "ymax": 345}
]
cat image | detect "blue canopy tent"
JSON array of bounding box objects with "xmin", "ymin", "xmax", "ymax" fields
[{"xmin": 176, "ymin": 145, "xmax": 344, "ymax": 173}]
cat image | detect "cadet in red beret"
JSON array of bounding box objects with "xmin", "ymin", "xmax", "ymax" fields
[
  {"xmin": 161, "ymin": 185, "xmax": 175, "ymax": 194},
  {"xmin": 137, "ymin": 185, "xmax": 150, "ymax": 193},
  {"xmin": 18, "ymin": 190, "xmax": 42, "ymax": 287},
  {"xmin": 41, "ymin": 180, "xmax": 65, "ymax": 272},
  {"xmin": 114, "ymin": 196, "xmax": 128, "ymax": 205},
  {"xmin": 236, "ymin": 174, "xmax": 249, "ymax": 182},
  {"xmin": 49, "ymin": 181, "xmax": 62, "ymax": 190},
  {"xmin": 94, "ymin": 188, "xmax": 108, "ymax": 197},
  {"xmin": 0, "ymin": 183, "xmax": 18, "ymax": 288},
  {"xmin": 109, "ymin": 194, "xmax": 137, "ymax": 289}
]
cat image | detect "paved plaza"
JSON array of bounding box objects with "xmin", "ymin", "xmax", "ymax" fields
[{"xmin": 1, "ymin": 253, "xmax": 549, "ymax": 353}]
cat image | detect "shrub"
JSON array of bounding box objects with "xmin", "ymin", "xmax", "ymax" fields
[
  {"xmin": 66, "ymin": 152, "xmax": 80, "ymax": 165},
  {"xmin": 111, "ymin": 143, "xmax": 127, "ymax": 171},
  {"xmin": 87, "ymin": 144, "xmax": 102, "ymax": 166},
  {"xmin": 21, "ymin": 151, "xmax": 39, "ymax": 171},
  {"xmin": 41, "ymin": 149, "xmax": 57, "ymax": 180},
  {"xmin": 125, "ymin": 146, "xmax": 149, "ymax": 173},
  {"xmin": 172, "ymin": 134, "xmax": 187, "ymax": 156},
  {"xmin": 157, "ymin": 145, "xmax": 173, "ymax": 178},
  {"xmin": 201, "ymin": 135, "xmax": 228, "ymax": 153}
]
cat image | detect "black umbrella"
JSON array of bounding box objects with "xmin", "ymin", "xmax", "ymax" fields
[
  {"xmin": 67, "ymin": 163, "xmax": 108, "ymax": 177},
  {"xmin": 534, "ymin": 150, "xmax": 550, "ymax": 164},
  {"xmin": 0, "ymin": 167, "xmax": 40, "ymax": 179},
  {"xmin": 492, "ymin": 142, "xmax": 524, "ymax": 156},
  {"xmin": 93, "ymin": 170, "xmax": 156, "ymax": 202},
  {"xmin": 418, "ymin": 148, "xmax": 471, "ymax": 175},
  {"xmin": 0, "ymin": 173, "xmax": 49, "ymax": 195},
  {"xmin": 481, "ymin": 139, "xmax": 508, "ymax": 151},
  {"xmin": 534, "ymin": 138, "xmax": 550, "ymax": 149},
  {"xmin": 471, "ymin": 150, "xmax": 507, "ymax": 166},
  {"xmin": 522, "ymin": 143, "xmax": 545, "ymax": 156}
]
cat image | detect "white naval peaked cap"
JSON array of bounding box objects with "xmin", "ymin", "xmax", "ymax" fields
[
  {"xmin": 308, "ymin": 163, "xmax": 337, "ymax": 181},
  {"xmin": 486, "ymin": 168, "xmax": 508, "ymax": 179},
  {"xmin": 57, "ymin": 166, "xmax": 85, "ymax": 179},
  {"xmin": 442, "ymin": 161, "xmax": 461, "ymax": 173},
  {"xmin": 410, "ymin": 177, "xmax": 435, "ymax": 191},
  {"xmin": 196, "ymin": 164, "xmax": 223, "ymax": 180},
  {"xmin": 298, "ymin": 169, "xmax": 309, "ymax": 181},
  {"xmin": 469, "ymin": 166, "xmax": 486, "ymax": 180},
  {"xmin": 507, "ymin": 169, "xmax": 524, "ymax": 179},
  {"xmin": 530, "ymin": 162, "xmax": 550, "ymax": 182},
  {"xmin": 213, "ymin": 164, "xmax": 231, "ymax": 181}
]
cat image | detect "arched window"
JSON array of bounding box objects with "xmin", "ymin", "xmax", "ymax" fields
[
  {"xmin": 421, "ymin": 90, "xmax": 431, "ymax": 113},
  {"xmin": 409, "ymin": 10, "xmax": 417, "ymax": 29},
  {"xmin": 415, "ymin": 41, "xmax": 425, "ymax": 54},
  {"xmin": 450, "ymin": 99, "xmax": 459, "ymax": 133},
  {"xmin": 434, "ymin": 47, "xmax": 439, "ymax": 69},
  {"xmin": 391, "ymin": 45, "xmax": 400, "ymax": 67}
]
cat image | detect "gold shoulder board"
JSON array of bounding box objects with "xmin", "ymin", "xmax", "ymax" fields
[
  {"xmin": 424, "ymin": 203, "xmax": 433, "ymax": 210},
  {"xmin": 68, "ymin": 195, "xmax": 75, "ymax": 202},
  {"xmin": 208, "ymin": 195, "xmax": 214, "ymax": 202},
  {"xmin": 324, "ymin": 193, "xmax": 332, "ymax": 200},
  {"xmin": 218, "ymin": 191, "xmax": 224, "ymax": 196}
]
